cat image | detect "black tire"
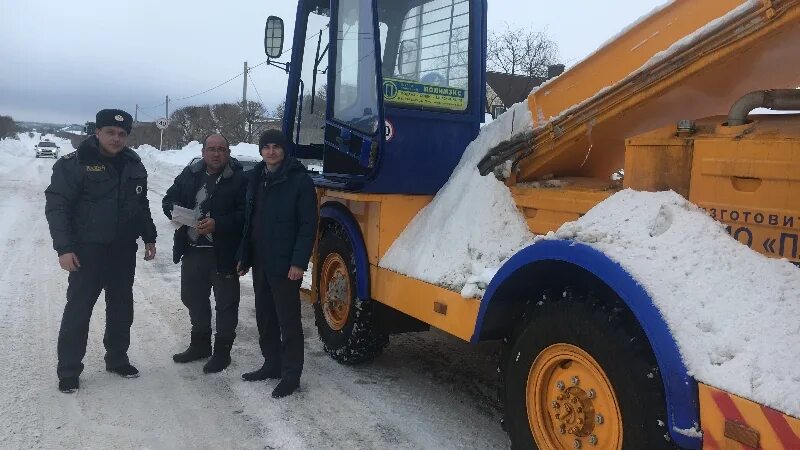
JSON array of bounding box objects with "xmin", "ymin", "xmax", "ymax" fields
[
  {"xmin": 313, "ymin": 223, "xmax": 389, "ymax": 365},
  {"xmin": 501, "ymin": 288, "xmax": 675, "ymax": 450}
]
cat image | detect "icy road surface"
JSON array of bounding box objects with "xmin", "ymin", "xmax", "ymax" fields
[{"xmin": 0, "ymin": 140, "xmax": 508, "ymax": 449}]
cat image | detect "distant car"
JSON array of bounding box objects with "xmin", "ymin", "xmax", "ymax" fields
[
  {"xmin": 233, "ymin": 155, "xmax": 260, "ymax": 172},
  {"xmin": 35, "ymin": 140, "xmax": 59, "ymax": 158}
]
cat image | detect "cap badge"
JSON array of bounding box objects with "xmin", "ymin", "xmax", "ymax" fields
[{"xmin": 115, "ymin": 115, "xmax": 124, "ymax": 122}]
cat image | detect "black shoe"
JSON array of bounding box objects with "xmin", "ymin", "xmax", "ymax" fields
[
  {"xmin": 241, "ymin": 363, "xmax": 281, "ymax": 382},
  {"xmin": 106, "ymin": 363, "xmax": 139, "ymax": 378},
  {"xmin": 271, "ymin": 379, "xmax": 299, "ymax": 398},
  {"xmin": 202, "ymin": 342, "xmax": 232, "ymax": 374},
  {"xmin": 172, "ymin": 344, "xmax": 212, "ymax": 363},
  {"xmin": 58, "ymin": 377, "xmax": 79, "ymax": 393},
  {"xmin": 202, "ymin": 352, "xmax": 231, "ymax": 373}
]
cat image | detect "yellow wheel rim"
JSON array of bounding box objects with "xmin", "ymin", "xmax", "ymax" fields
[
  {"xmin": 320, "ymin": 253, "xmax": 351, "ymax": 331},
  {"xmin": 527, "ymin": 344, "xmax": 622, "ymax": 450}
]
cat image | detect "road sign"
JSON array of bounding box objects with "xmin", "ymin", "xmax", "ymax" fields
[{"xmin": 156, "ymin": 118, "xmax": 169, "ymax": 130}]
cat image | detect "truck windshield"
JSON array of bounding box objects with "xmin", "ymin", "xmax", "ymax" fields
[{"xmin": 378, "ymin": 0, "xmax": 470, "ymax": 112}]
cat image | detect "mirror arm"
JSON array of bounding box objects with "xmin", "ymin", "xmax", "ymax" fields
[{"xmin": 266, "ymin": 58, "xmax": 290, "ymax": 74}]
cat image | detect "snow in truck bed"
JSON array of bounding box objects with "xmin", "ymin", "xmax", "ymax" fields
[
  {"xmin": 379, "ymin": 104, "xmax": 799, "ymax": 419},
  {"xmin": 379, "ymin": 0, "xmax": 799, "ymax": 418}
]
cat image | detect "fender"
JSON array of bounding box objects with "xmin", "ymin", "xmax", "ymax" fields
[
  {"xmin": 319, "ymin": 202, "xmax": 370, "ymax": 300},
  {"xmin": 475, "ymin": 239, "xmax": 701, "ymax": 450}
]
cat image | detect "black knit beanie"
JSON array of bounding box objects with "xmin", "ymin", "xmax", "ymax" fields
[
  {"xmin": 96, "ymin": 109, "xmax": 133, "ymax": 134},
  {"xmin": 258, "ymin": 129, "xmax": 289, "ymax": 152}
]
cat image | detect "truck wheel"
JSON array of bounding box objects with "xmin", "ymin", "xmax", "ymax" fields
[
  {"xmin": 313, "ymin": 224, "xmax": 388, "ymax": 365},
  {"xmin": 501, "ymin": 289, "xmax": 674, "ymax": 450}
]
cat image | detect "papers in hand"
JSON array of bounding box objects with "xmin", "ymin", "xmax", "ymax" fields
[{"xmin": 171, "ymin": 205, "xmax": 199, "ymax": 229}]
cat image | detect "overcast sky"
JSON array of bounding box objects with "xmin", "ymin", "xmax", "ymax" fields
[{"xmin": 0, "ymin": 0, "xmax": 668, "ymax": 124}]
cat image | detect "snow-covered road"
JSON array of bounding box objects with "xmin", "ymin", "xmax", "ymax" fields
[{"xmin": 0, "ymin": 141, "xmax": 509, "ymax": 449}]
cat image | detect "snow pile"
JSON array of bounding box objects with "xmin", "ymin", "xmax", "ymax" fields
[
  {"xmin": 0, "ymin": 133, "xmax": 74, "ymax": 158},
  {"xmin": 380, "ymin": 101, "xmax": 536, "ymax": 296},
  {"xmin": 133, "ymin": 141, "xmax": 260, "ymax": 173},
  {"xmin": 552, "ymin": 189, "xmax": 800, "ymax": 417}
]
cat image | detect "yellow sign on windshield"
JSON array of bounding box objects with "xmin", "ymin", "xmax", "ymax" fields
[{"xmin": 383, "ymin": 78, "xmax": 467, "ymax": 111}]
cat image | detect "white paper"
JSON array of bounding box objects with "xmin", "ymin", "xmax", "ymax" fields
[{"xmin": 171, "ymin": 205, "xmax": 199, "ymax": 228}]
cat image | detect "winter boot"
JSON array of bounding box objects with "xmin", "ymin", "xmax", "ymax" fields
[
  {"xmin": 58, "ymin": 377, "xmax": 79, "ymax": 393},
  {"xmin": 271, "ymin": 378, "xmax": 300, "ymax": 398},
  {"xmin": 106, "ymin": 363, "xmax": 140, "ymax": 378},
  {"xmin": 241, "ymin": 362, "xmax": 281, "ymax": 381},
  {"xmin": 203, "ymin": 341, "xmax": 232, "ymax": 374},
  {"xmin": 172, "ymin": 334, "xmax": 212, "ymax": 363}
]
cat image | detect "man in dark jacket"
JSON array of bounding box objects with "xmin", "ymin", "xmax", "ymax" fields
[
  {"xmin": 162, "ymin": 134, "xmax": 247, "ymax": 373},
  {"xmin": 45, "ymin": 108, "xmax": 157, "ymax": 394},
  {"xmin": 237, "ymin": 129, "xmax": 318, "ymax": 398}
]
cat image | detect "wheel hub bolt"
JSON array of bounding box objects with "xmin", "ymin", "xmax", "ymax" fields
[
  {"xmin": 571, "ymin": 376, "xmax": 580, "ymax": 386},
  {"xmin": 587, "ymin": 389, "xmax": 596, "ymax": 399},
  {"xmin": 556, "ymin": 381, "xmax": 565, "ymax": 391},
  {"xmin": 573, "ymin": 439, "xmax": 582, "ymax": 449},
  {"xmin": 588, "ymin": 435, "xmax": 598, "ymax": 446},
  {"xmin": 552, "ymin": 400, "xmax": 560, "ymax": 409},
  {"xmin": 595, "ymin": 414, "xmax": 604, "ymax": 425},
  {"xmin": 559, "ymin": 424, "xmax": 566, "ymax": 434}
]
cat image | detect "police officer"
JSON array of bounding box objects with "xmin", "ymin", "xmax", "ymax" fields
[
  {"xmin": 45, "ymin": 109, "xmax": 157, "ymax": 393},
  {"xmin": 163, "ymin": 134, "xmax": 246, "ymax": 374}
]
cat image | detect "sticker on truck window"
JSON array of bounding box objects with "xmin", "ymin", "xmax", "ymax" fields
[{"xmin": 383, "ymin": 78, "xmax": 466, "ymax": 111}]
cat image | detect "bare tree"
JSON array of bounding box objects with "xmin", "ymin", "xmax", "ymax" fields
[
  {"xmin": 0, "ymin": 115, "xmax": 17, "ymax": 139},
  {"xmin": 488, "ymin": 25, "xmax": 560, "ymax": 78},
  {"xmin": 170, "ymin": 105, "xmax": 216, "ymax": 144},
  {"xmin": 213, "ymin": 103, "xmax": 246, "ymax": 144},
  {"xmin": 242, "ymin": 100, "xmax": 269, "ymax": 144}
]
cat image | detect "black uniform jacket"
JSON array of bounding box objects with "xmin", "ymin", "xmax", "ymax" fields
[
  {"xmin": 238, "ymin": 157, "xmax": 318, "ymax": 277},
  {"xmin": 44, "ymin": 136, "xmax": 157, "ymax": 256},
  {"xmin": 162, "ymin": 158, "xmax": 247, "ymax": 272}
]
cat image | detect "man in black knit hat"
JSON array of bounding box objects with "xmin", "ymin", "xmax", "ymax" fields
[
  {"xmin": 45, "ymin": 108, "xmax": 157, "ymax": 393},
  {"xmin": 237, "ymin": 129, "xmax": 318, "ymax": 398}
]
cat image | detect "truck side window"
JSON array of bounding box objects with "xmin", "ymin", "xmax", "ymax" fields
[
  {"xmin": 295, "ymin": 9, "xmax": 330, "ymax": 147},
  {"xmin": 333, "ymin": 0, "xmax": 380, "ymax": 135}
]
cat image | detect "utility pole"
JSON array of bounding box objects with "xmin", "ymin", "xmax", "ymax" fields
[
  {"xmin": 243, "ymin": 61, "xmax": 250, "ymax": 140},
  {"xmin": 134, "ymin": 104, "xmax": 138, "ymax": 123},
  {"xmin": 165, "ymin": 95, "xmax": 170, "ymax": 120},
  {"xmin": 242, "ymin": 61, "xmax": 248, "ymax": 106}
]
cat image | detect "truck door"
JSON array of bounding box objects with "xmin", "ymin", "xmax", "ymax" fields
[{"xmin": 321, "ymin": 0, "xmax": 385, "ymax": 182}]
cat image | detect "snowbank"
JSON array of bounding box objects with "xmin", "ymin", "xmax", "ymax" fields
[
  {"xmin": 0, "ymin": 133, "xmax": 74, "ymax": 158},
  {"xmin": 552, "ymin": 190, "xmax": 800, "ymax": 417},
  {"xmin": 379, "ymin": 101, "xmax": 535, "ymax": 295},
  {"xmin": 134, "ymin": 141, "xmax": 260, "ymax": 172}
]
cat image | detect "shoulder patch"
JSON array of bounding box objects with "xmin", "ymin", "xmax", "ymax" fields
[{"xmin": 61, "ymin": 151, "xmax": 76, "ymax": 160}]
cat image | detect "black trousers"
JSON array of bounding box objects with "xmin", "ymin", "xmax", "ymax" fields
[
  {"xmin": 57, "ymin": 241, "xmax": 137, "ymax": 380},
  {"xmin": 252, "ymin": 267, "xmax": 303, "ymax": 382},
  {"xmin": 180, "ymin": 247, "xmax": 240, "ymax": 344}
]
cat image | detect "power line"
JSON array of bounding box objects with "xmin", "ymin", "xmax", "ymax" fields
[
  {"xmin": 136, "ymin": 24, "xmax": 329, "ymax": 112},
  {"xmin": 248, "ymin": 71, "xmax": 265, "ymax": 105}
]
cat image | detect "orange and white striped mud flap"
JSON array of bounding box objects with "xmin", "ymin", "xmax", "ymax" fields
[{"xmin": 699, "ymin": 384, "xmax": 800, "ymax": 449}]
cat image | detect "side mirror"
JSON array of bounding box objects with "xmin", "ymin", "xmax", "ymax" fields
[{"xmin": 265, "ymin": 16, "xmax": 285, "ymax": 59}]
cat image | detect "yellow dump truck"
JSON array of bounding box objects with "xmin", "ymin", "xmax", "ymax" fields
[{"xmin": 264, "ymin": 0, "xmax": 800, "ymax": 448}]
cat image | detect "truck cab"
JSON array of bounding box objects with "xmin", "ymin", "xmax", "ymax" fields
[{"xmin": 276, "ymin": 0, "xmax": 486, "ymax": 194}]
